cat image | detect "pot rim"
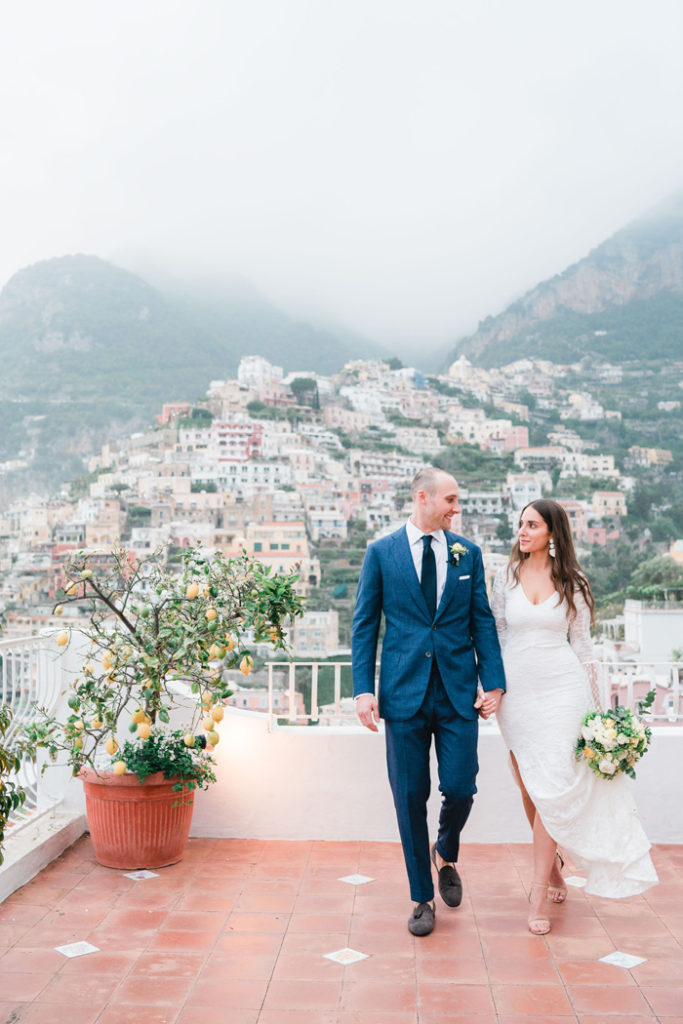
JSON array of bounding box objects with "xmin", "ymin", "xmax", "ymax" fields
[{"xmin": 79, "ymin": 767, "xmax": 185, "ymax": 788}]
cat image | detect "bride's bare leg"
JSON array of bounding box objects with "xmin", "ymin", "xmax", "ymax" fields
[
  {"xmin": 510, "ymin": 752, "xmax": 565, "ymax": 899},
  {"xmin": 509, "ymin": 752, "xmax": 537, "ymax": 830}
]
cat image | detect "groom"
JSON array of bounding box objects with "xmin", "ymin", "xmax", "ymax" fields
[{"xmin": 352, "ymin": 467, "xmax": 505, "ymax": 935}]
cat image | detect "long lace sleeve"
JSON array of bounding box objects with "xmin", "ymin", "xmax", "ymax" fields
[
  {"xmin": 491, "ymin": 567, "xmax": 508, "ymax": 654},
  {"xmin": 568, "ymin": 590, "xmax": 602, "ymax": 710}
]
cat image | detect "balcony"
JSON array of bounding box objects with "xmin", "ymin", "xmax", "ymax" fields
[{"xmin": 1, "ymin": 637, "xmax": 683, "ymax": 1021}]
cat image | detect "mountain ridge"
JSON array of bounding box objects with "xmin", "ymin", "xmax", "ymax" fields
[{"xmin": 451, "ymin": 193, "xmax": 683, "ymax": 366}]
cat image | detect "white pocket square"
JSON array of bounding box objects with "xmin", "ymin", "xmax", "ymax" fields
[{"xmin": 459, "ymin": 575, "xmax": 471, "ymax": 580}]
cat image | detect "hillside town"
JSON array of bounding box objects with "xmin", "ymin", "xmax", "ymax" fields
[{"xmin": 1, "ymin": 353, "xmax": 682, "ymax": 710}]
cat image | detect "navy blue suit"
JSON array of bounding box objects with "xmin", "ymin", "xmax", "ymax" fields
[{"xmin": 352, "ymin": 526, "xmax": 505, "ymax": 902}]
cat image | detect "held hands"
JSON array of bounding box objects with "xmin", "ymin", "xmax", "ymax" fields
[
  {"xmin": 356, "ymin": 693, "xmax": 380, "ymax": 732},
  {"xmin": 474, "ymin": 688, "xmax": 503, "ymax": 720}
]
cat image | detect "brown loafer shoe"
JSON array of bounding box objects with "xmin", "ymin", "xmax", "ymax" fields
[
  {"xmin": 431, "ymin": 843, "xmax": 463, "ymax": 907},
  {"xmin": 408, "ymin": 901, "xmax": 435, "ymax": 936}
]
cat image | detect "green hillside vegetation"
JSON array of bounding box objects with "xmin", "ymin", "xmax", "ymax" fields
[
  {"xmin": 475, "ymin": 292, "xmax": 683, "ymax": 368},
  {"xmin": 0, "ymin": 256, "xmax": 227, "ymax": 403}
]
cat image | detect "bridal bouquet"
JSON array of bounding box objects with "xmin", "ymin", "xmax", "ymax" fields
[{"xmin": 575, "ymin": 690, "xmax": 654, "ymax": 781}]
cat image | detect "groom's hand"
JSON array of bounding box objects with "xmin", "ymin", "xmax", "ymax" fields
[
  {"xmin": 356, "ymin": 693, "xmax": 380, "ymax": 732},
  {"xmin": 475, "ymin": 688, "xmax": 502, "ymax": 720}
]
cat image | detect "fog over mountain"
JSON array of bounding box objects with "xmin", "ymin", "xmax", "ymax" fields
[{"xmin": 2, "ymin": 2, "xmax": 683, "ymax": 356}]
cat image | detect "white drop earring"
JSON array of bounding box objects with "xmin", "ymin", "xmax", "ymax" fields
[{"xmin": 548, "ymin": 538, "xmax": 555, "ymax": 558}]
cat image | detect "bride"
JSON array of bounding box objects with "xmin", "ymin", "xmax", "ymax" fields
[{"xmin": 490, "ymin": 499, "xmax": 658, "ymax": 934}]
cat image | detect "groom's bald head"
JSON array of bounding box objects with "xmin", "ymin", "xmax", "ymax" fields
[{"xmin": 410, "ymin": 466, "xmax": 458, "ymax": 500}]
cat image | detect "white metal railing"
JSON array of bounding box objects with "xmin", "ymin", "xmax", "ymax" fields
[
  {"xmin": 266, "ymin": 661, "xmax": 353, "ymax": 728},
  {"xmin": 1, "ymin": 635, "xmax": 65, "ymax": 833},
  {"xmin": 597, "ymin": 660, "xmax": 683, "ymax": 722},
  {"xmin": 265, "ymin": 659, "xmax": 683, "ymax": 729}
]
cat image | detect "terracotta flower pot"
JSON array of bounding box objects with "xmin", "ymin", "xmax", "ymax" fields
[{"xmin": 80, "ymin": 768, "xmax": 195, "ymax": 869}]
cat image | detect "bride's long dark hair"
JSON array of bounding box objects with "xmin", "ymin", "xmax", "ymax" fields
[{"xmin": 508, "ymin": 499, "xmax": 595, "ymax": 624}]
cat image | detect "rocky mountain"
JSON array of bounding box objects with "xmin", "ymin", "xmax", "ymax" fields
[{"xmin": 451, "ymin": 193, "xmax": 683, "ymax": 367}]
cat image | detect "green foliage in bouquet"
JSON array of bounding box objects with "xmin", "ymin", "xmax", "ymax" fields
[
  {"xmin": 19, "ymin": 544, "xmax": 304, "ymax": 783},
  {"xmin": 575, "ymin": 690, "xmax": 655, "ymax": 780}
]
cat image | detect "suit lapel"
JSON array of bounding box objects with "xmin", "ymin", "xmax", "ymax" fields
[
  {"xmin": 393, "ymin": 528, "xmax": 430, "ymax": 618},
  {"xmin": 434, "ymin": 530, "xmax": 462, "ymax": 622}
]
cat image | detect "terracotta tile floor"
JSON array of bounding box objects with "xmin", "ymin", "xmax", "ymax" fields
[{"xmin": 1, "ymin": 837, "xmax": 682, "ymax": 1023}]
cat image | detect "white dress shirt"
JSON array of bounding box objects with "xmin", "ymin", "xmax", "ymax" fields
[{"xmin": 405, "ymin": 518, "xmax": 448, "ymax": 608}]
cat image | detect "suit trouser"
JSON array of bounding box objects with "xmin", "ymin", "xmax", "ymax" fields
[{"xmin": 384, "ymin": 662, "xmax": 478, "ymax": 903}]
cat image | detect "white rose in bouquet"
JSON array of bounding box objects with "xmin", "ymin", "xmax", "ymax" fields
[{"xmin": 598, "ymin": 757, "xmax": 617, "ymax": 776}]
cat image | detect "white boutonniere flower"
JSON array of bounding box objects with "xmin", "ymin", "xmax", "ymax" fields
[{"xmin": 449, "ymin": 542, "xmax": 468, "ymax": 566}]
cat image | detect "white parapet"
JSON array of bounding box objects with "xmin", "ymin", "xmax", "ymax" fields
[{"xmin": 190, "ymin": 708, "xmax": 683, "ymax": 845}]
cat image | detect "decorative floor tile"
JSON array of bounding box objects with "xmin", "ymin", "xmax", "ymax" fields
[
  {"xmin": 123, "ymin": 869, "xmax": 159, "ymax": 880},
  {"xmin": 324, "ymin": 947, "xmax": 369, "ymax": 965},
  {"xmin": 339, "ymin": 874, "xmax": 374, "ymax": 885},
  {"xmin": 565, "ymin": 875, "xmax": 587, "ymax": 887},
  {"xmin": 600, "ymin": 950, "xmax": 647, "ymax": 969},
  {"xmin": 54, "ymin": 941, "xmax": 100, "ymax": 958}
]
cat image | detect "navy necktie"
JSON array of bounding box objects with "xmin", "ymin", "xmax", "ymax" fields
[{"xmin": 421, "ymin": 534, "xmax": 437, "ymax": 619}]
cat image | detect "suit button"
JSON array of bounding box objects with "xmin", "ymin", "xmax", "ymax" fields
[
  {"xmin": 425, "ymin": 651, "xmax": 431, "ymax": 658},
  {"xmin": 432, "ymin": 625, "xmax": 437, "ymax": 630}
]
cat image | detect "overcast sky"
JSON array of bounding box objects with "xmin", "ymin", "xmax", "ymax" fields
[{"xmin": 2, "ymin": 0, "xmax": 682, "ymax": 355}]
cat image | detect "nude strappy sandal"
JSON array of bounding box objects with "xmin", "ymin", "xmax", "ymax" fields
[{"xmin": 528, "ymin": 882, "xmax": 551, "ymax": 935}]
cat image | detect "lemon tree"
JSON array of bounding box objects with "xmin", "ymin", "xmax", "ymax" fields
[
  {"xmin": 0, "ymin": 705, "xmax": 26, "ymax": 865},
  {"xmin": 21, "ymin": 545, "xmax": 303, "ymax": 784}
]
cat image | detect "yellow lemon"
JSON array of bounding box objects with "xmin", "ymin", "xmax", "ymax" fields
[
  {"xmin": 211, "ymin": 705, "xmax": 224, "ymax": 723},
  {"xmin": 202, "ymin": 716, "xmax": 214, "ymax": 731},
  {"xmin": 74, "ymin": 736, "xmax": 84, "ymax": 750},
  {"xmin": 224, "ymin": 637, "xmax": 234, "ymax": 651},
  {"xmin": 206, "ymin": 730, "xmax": 220, "ymax": 746},
  {"xmin": 208, "ymin": 643, "xmax": 221, "ymax": 660},
  {"xmin": 131, "ymin": 708, "xmax": 145, "ymax": 724},
  {"xmin": 73, "ymin": 719, "xmax": 85, "ymax": 732},
  {"xmin": 239, "ymin": 655, "xmax": 253, "ymax": 676},
  {"xmin": 112, "ymin": 761, "xmax": 127, "ymax": 775},
  {"xmin": 56, "ymin": 631, "xmax": 69, "ymax": 647},
  {"xmin": 137, "ymin": 722, "xmax": 151, "ymax": 739},
  {"xmin": 186, "ymin": 581, "xmax": 199, "ymax": 600},
  {"xmin": 90, "ymin": 717, "xmax": 103, "ymax": 730},
  {"xmin": 83, "ymin": 663, "xmax": 95, "ymax": 676},
  {"xmin": 183, "ymin": 733, "xmax": 196, "ymax": 748},
  {"xmin": 54, "ymin": 604, "xmax": 64, "ymax": 616},
  {"xmin": 206, "ymin": 607, "xmax": 217, "ymax": 621},
  {"xmin": 105, "ymin": 736, "xmax": 118, "ymax": 755}
]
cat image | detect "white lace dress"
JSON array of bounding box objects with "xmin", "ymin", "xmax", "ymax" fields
[{"xmin": 492, "ymin": 567, "xmax": 658, "ymax": 898}]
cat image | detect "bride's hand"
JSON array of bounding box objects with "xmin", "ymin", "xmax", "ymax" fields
[{"xmin": 475, "ymin": 688, "xmax": 502, "ymax": 719}]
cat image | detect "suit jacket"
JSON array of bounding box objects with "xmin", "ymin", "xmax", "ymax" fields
[{"xmin": 352, "ymin": 526, "xmax": 506, "ymax": 721}]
